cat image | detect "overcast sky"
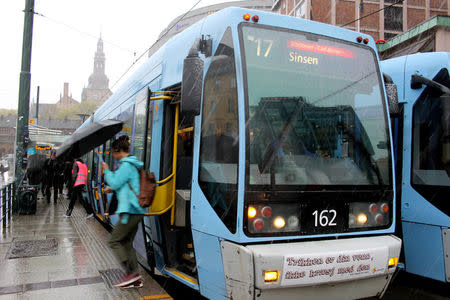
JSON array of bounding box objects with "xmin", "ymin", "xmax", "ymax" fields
[{"xmin": 0, "ymin": 0, "xmax": 237, "ymax": 110}]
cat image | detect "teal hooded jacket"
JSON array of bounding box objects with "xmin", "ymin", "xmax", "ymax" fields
[{"xmin": 104, "ymin": 156, "xmax": 147, "ymax": 217}]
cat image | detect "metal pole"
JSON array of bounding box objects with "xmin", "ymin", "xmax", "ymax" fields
[
  {"xmin": 2, "ymin": 188, "xmax": 6, "ymax": 229},
  {"xmin": 36, "ymin": 85, "xmax": 40, "ymax": 124},
  {"xmin": 14, "ymin": 0, "xmax": 35, "ymax": 213},
  {"xmin": 7, "ymin": 183, "xmax": 11, "ymax": 221}
]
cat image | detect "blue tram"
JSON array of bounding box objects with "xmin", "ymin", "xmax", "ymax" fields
[
  {"xmin": 381, "ymin": 52, "xmax": 450, "ymax": 283},
  {"xmin": 79, "ymin": 7, "xmax": 401, "ymax": 299}
]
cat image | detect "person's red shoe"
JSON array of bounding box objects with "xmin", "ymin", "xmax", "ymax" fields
[
  {"xmin": 119, "ymin": 279, "xmax": 144, "ymax": 289},
  {"xmin": 114, "ymin": 273, "xmax": 142, "ymax": 287}
]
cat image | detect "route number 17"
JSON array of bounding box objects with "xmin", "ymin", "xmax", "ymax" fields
[
  {"xmin": 312, "ymin": 210, "xmax": 337, "ymax": 227},
  {"xmin": 247, "ymin": 35, "xmax": 273, "ymax": 57}
]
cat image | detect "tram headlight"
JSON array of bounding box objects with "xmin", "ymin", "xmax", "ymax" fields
[
  {"xmin": 248, "ymin": 206, "xmax": 257, "ymax": 218},
  {"xmin": 356, "ymin": 213, "xmax": 368, "ymax": 224},
  {"xmin": 273, "ymin": 216, "xmax": 286, "ymax": 229}
]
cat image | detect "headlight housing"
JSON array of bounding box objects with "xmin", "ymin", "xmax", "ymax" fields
[
  {"xmin": 246, "ymin": 203, "xmax": 301, "ymax": 234},
  {"xmin": 349, "ymin": 202, "xmax": 390, "ymax": 228}
]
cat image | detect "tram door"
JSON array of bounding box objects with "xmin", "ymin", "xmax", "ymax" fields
[
  {"xmin": 152, "ymin": 88, "xmax": 197, "ymax": 279},
  {"xmin": 90, "ymin": 147, "xmax": 106, "ymax": 217},
  {"xmin": 133, "ymin": 88, "xmax": 154, "ymax": 262}
]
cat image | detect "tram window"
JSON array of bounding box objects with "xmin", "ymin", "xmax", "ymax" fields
[
  {"xmin": 117, "ymin": 105, "xmax": 135, "ymax": 153},
  {"xmin": 87, "ymin": 151, "xmax": 93, "ymax": 180},
  {"xmin": 91, "ymin": 149, "xmax": 98, "ymax": 185},
  {"xmin": 144, "ymin": 105, "xmax": 153, "ymax": 170},
  {"xmin": 412, "ymin": 69, "xmax": 450, "ymax": 187},
  {"xmin": 134, "ymin": 97, "xmax": 149, "ymax": 162},
  {"xmin": 105, "ymin": 140, "xmax": 112, "ymax": 165},
  {"xmin": 199, "ymin": 27, "xmax": 238, "ymax": 233}
]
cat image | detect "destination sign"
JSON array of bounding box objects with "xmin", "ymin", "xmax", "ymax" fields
[
  {"xmin": 287, "ymin": 40, "xmax": 355, "ymax": 58},
  {"xmin": 281, "ymin": 247, "xmax": 388, "ymax": 286}
]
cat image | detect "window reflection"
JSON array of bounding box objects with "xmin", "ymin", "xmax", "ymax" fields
[{"xmin": 199, "ymin": 28, "xmax": 238, "ymax": 233}]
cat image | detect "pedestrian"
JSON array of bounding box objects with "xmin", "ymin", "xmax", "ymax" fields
[
  {"xmin": 102, "ymin": 135, "xmax": 145, "ymax": 288},
  {"xmin": 64, "ymin": 158, "xmax": 93, "ymax": 218},
  {"xmin": 43, "ymin": 150, "xmax": 62, "ymax": 203},
  {"xmin": 63, "ymin": 160, "xmax": 74, "ymax": 199}
]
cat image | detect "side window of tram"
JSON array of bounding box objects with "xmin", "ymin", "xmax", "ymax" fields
[
  {"xmin": 133, "ymin": 97, "xmax": 152, "ymax": 164},
  {"xmin": 199, "ymin": 28, "xmax": 239, "ymax": 233},
  {"xmin": 412, "ymin": 76, "xmax": 450, "ymax": 187}
]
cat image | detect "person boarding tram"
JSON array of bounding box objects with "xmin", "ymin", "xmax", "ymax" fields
[{"xmin": 102, "ymin": 135, "xmax": 146, "ymax": 288}]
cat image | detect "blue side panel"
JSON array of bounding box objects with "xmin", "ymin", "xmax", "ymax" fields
[
  {"xmin": 401, "ymin": 187, "xmax": 450, "ymax": 226},
  {"xmin": 192, "ymin": 230, "xmax": 227, "ymax": 300},
  {"xmin": 402, "ymin": 221, "xmax": 446, "ymax": 282}
]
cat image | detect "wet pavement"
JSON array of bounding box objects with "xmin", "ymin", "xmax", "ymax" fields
[{"xmin": 0, "ymin": 190, "xmax": 170, "ymax": 300}]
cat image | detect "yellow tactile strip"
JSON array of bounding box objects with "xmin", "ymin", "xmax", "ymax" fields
[{"xmin": 140, "ymin": 294, "xmax": 173, "ymax": 300}]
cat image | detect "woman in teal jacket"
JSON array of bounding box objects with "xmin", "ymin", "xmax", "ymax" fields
[{"xmin": 102, "ymin": 135, "xmax": 146, "ymax": 288}]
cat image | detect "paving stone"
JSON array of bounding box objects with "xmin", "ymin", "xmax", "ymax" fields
[
  {"xmin": 6, "ymin": 239, "xmax": 58, "ymax": 259},
  {"xmin": 23, "ymin": 281, "xmax": 50, "ymax": 292},
  {"xmin": 50, "ymin": 279, "xmax": 77, "ymax": 289},
  {"xmin": 0, "ymin": 285, "xmax": 23, "ymax": 295},
  {"xmin": 77, "ymin": 276, "xmax": 103, "ymax": 285}
]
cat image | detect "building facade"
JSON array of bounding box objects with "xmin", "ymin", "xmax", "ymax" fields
[
  {"xmin": 81, "ymin": 36, "xmax": 112, "ymax": 104},
  {"xmin": 30, "ymin": 82, "xmax": 79, "ymax": 120},
  {"xmin": 378, "ymin": 15, "xmax": 450, "ymax": 59},
  {"xmin": 271, "ymin": 0, "xmax": 450, "ymax": 41}
]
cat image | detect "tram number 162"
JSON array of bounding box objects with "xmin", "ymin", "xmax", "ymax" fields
[{"xmin": 312, "ymin": 210, "xmax": 337, "ymax": 227}]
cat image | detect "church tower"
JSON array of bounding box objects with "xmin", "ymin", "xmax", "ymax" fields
[{"xmin": 82, "ymin": 36, "xmax": 112, "ymax": 103}]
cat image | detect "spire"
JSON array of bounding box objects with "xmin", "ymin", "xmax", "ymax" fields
[
  {"xmin": 82, "ymin": 34, "xmax": 112, "ymax": 103},
  {"xmin": 87, "ymin": 35, "xmax": 109, "ymax": 90}
]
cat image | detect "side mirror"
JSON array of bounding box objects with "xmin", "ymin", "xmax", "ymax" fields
[
  {"xmin": 383, "ymin": 73, "xmax": 399, "ymax": 117},
  {"xmin": 181, "ymin": 39, "xmax": 204, "ymax": 127},
  {"xmin": 411, "ymin": 74, "xmax": 450, "ymax": 94}
]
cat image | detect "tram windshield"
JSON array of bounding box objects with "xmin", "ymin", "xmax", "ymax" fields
[{"xmin": 240, "ymin": 25, "xmax": 391, "ymax": 188}]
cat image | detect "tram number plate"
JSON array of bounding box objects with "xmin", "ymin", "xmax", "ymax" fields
[{"xmin": 302, "ymin": 203, "xmax": 346, "ymax": 233}]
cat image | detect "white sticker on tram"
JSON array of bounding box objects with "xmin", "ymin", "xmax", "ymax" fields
[{"xmin": 281, "ymin": 247, "xmax": 388, "ymax": 286}]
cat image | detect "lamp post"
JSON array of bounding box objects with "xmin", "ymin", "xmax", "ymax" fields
[{"xmin": 14, "ymin": 0, "xmax": 35, "ymax": 213}]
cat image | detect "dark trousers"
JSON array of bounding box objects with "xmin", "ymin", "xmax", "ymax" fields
[
  {"xmin": 66, "ymin": 185, "xmax": 92, "ymax": 216},
  {"xmin": 46, "ymin": 180, "xmax": 59, "ymax": 203},
  {"xmin": 108, "ymin": 214, "xmax": 144, "ymax": 274}
]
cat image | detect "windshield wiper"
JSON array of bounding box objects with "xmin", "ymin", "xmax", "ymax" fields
[{"xmin": 260, "ymin": 97, "xmax": 305, "ymax": 174}]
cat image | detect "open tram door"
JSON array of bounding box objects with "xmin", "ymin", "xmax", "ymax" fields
[{"xmin": 137, "ymin": 82, "xmax": 199, "ymax": 286}]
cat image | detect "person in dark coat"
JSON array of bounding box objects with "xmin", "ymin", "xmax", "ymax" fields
[
  {"xmin": 43, "ymin": 150, "xmax": 62, "ymax": 203},
  {"xmin": 63, "ymin": 160, "xmax": 74, "ymax": 199},
  {"xmin": 26, "ymin": 153, "xmax": 46, "ymax": 185}
]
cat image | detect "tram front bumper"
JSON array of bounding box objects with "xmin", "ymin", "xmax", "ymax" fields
[{"xmin": 221, "ymin": 235, "xmax": 401, "ymax": 300}]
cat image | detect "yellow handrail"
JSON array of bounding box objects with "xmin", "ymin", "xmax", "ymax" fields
[
  {"xmin": 150, "ymin": 96, "xmax": 173, "ymax": 101},
  {"xmin": 178, "ymin": 127, "xmax": 194, "ymax": 134},
  {"xmin": 156, "ymin": 172, "xmax": 174, "ymax": 185},
  {"xmin": 154, "ymin": 91, "xmax": 179, "ymax": 94}
]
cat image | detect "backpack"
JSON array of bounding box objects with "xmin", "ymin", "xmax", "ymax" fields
[{"xmin": 128, "ymin": 167, "xmax": 157, "ymax": 208}]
